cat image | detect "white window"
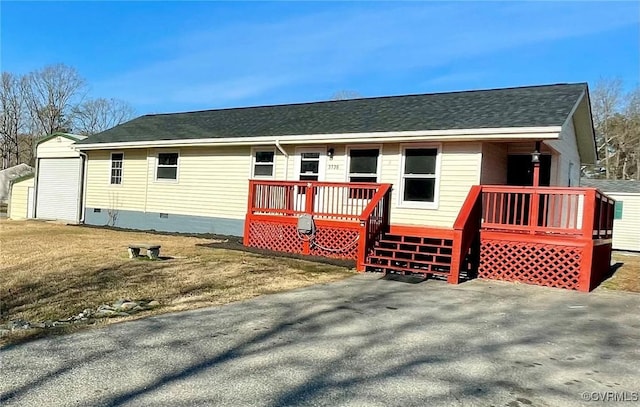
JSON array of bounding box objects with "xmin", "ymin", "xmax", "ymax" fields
[
  {"xmin": 348, "ymin": 148, "xmax": 379, "ymax": 183},
  {"xmin": 156, "ymin": 152, "xmax": 179, "ymax": 181},
  {"xmin": 299, "ymin": 152, "xmax": 321, "ymax": 181},
  {"xmin": 400, "ymin": 146, "xmax": 440, "ymax": 208},
  {"xmin": 252, "ymin": 149, "xmax": 275, "ymax": 178},
  {"xmin": 110, "ymin": 152, "xmax": 123, "ymax": 185}
]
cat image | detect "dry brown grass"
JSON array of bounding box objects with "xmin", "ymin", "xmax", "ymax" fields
[
  {"xmin": 600, "ymin": 251, "xmax": 640, "ymax": 293},
  {"xmin": 0, "ymin": 220, "xmax": 353, "ymax": 345}
]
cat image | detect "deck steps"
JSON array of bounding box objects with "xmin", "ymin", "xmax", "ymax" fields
[{"xmin": 364, "ymin": 232, "xmax": 454, "ymax": 279}]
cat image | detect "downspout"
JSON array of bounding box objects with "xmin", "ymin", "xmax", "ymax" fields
[
  {"xmin": 33, "ymin": 157, "xmax": 40, "ymax": 219},
  {"xmin": 144, "ymin": 148, "xmax": 150, "ymax": 213},
  {"xmin": 275, "ymin": 139, "xmax": 289, "ymax": 180},
  {"xmin": 79, "ymin": 151, "xmax": 88, "ymax": 223}
]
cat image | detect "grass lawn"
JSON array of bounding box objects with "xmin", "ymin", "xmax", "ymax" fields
[
  {"xmin": 0, "ymin": 220, "xmax": 353, "ymax": 345},
  {"xmin": 600, "ymin": 251, "xmax": 640, "ymax": 293}
]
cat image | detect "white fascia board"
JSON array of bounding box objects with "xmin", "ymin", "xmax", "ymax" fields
[{"xmin": 74, "ymin": 126, "xmax": 562, "ymax": 150}]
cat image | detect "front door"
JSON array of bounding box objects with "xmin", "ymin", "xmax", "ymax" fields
[
  {"xmin": 507, "ymin": 154, "xmax": 551, "ymax": 186},
  {"xmin": 506, "ymin": 154, "xmax": 552, "ymax": 226},
  {"xmin": 294, "ymin": 148, "xmax": 326, "ymax": 212}
]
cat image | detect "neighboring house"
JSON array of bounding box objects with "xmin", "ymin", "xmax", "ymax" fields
[
  {"xmin": 34, "ymin": 132, "xmax": 87, "ymax": 223},
  {"xmin": 580, "ymin": 178, "xmax": 640, "ymax": 252},
  {"xmin": 73, "ymin": 83, "xmax": 614, "ymax": 292},
  {"xmin": 8, "ymin": 174, "xmax": 35, "ymax": 219},
  {"xmin": 0, "ymin": 163, "xmax": 34, "ymax": 204}
]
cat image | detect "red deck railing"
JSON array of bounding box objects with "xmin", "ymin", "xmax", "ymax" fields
[
  {"xmin": 473, "ymin": 185, "xmax": 615, "ymax": 291},
  {"xmin": 357, "ymin": 184, "xmax": 392, "ymax": 270},
  {"xmin": 450, "ymin": 185, "xmax": 484, "ymax": 284},
  {"xmin": 248, "ymin": 180, "xmax": 384, "ymax": 221},
  {"xmin": 245, "ymin": 180, "xmax": 615, "ymax": 292},
  {"xmin": 480, "ymin": 186, "xmax": 614, "ymax": 239},
  {"xmin": 245, "ymin": 180, "xmax": 392, "ymax": 269}
]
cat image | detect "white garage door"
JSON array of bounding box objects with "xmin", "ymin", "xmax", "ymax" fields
[{"xmin": 36, "ymin": 158, "xmax": 81, "ymax": 222}]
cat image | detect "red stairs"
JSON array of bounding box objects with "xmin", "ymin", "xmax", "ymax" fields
[{"xmin": 363, "ymin": 230, "xmax": 455, "ymax": 279}]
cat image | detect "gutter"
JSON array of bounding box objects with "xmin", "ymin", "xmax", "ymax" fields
[
  {"xmin": 78, "ymin": 151, "xmax": 88, "ymax": 223},
  {"xmin": 73, "ymin": 126, "xmax": 563, "ymax": 150}
]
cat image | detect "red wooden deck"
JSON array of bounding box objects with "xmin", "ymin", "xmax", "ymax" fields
[{"xmin": 244, "ymin": 180, "xmax": 615, "ymax": 292}]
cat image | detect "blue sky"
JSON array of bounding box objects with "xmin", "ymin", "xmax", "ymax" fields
[{"xmin": 2, "ymin": 1, "xmax": 638, "ymax": 115}]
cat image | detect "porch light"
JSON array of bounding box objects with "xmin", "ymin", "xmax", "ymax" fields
[
  {"xmin": 531, "ymin": 151, "xmax": 541, "ymax": 163},
  {"xmin": 327, "ymin": 148, "xmax": 335, "ymax": 159}
]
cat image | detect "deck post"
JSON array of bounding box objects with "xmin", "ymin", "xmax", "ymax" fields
[
  {"xmin": 243, "ymin": 180, "xmax": 256, "ymax": 246},
  {"xmin": 578, "ymin": 241, "xmax": 594, "ymax": 292},
  {"xmin": 582, "ymin": 189, "xmax": 596, "ymax": 240},
  {"xmin": 448, "ymin": 230, "xmax": 462, "ymax": 284},
  {"xmin": 532, "ymin": 141, "xmax": 541, "ymax": 188},
  {"xmin": 356, "ymin": 220, "xmax": 368, "ymax": 272},
  {"xmin": 529, "ymin": 188, "xmax": 540, "ymax": 234}
]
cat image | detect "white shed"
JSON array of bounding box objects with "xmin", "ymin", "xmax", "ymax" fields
[
  {"xmin": 581, "ymin": 178, "xmax": 640, "ymax": 252},
  {"xmin": 8, "ymin": 174, "xmax": 35, "ymax": 219},
  {"xmin": 35, "ymin": 132, "xmax": 87, "ymax": 223}
]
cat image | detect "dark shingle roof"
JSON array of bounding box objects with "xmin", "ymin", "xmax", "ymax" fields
[
  {"xmin": 580, "ymin": 178, "xmax": 640, "ymax": 194},
  {"xmin": 76, "ymin": 83, "xmax": 587, "ymax": 145}
]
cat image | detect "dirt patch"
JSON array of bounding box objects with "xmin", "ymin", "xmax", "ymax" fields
[{"xmin": 600, "ymin": 251, "xmax": 640, "ymax": 293}]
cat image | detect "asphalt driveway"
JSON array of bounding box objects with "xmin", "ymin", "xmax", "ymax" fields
[{"xmin": 1, "ymin": 275, "xmax": 639, "ymax": 407}]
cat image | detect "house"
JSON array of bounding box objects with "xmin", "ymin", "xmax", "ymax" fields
[
  {"xmin": 73, "ymin": 83, "xmax": 614, "ymax": 292},
  {"xmin": 33, "ymin": 132, "xmax": 87, "ymax": 223},
  {"xmin": 580, "ymin": 178, "xmax": 639, "ymax": 252}
]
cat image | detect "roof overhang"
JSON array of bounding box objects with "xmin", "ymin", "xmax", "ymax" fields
[
  {"xmin": 37, "ymin": 132, "xmax": 87, "ymax": 147},
  {"xmin": 74, "ymin": 126, "xmax": 562, "ymax": 150},
  {"xmin": 567, "ymin": 89, "xmax": 597, "ymax": 164}
]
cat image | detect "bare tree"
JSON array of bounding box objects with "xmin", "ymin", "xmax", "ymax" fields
[
  {"xmin": 622, "ymin": 87, "xmax": 640, "ymax": 179},
  {"xmin": 1, "ymin": 74, "xmax": 21, "ymax": 167},
  {"xmin": 591, "ymin": 78, "xmax": 623, "ymax": 179},
  {"xmin": 589, "ymin": 79, "xmax": 640, "ymax": 180},
  {"xmin": 72, "ymin": 98, "xmax": 135, "ymax": 135},
  {"xmin": 331, "ymin": 90, "xmax": 363, "ymax": 101},
  {"xmin": 23, "ymin": 64, "xmax": 86, "ymax": 137}
]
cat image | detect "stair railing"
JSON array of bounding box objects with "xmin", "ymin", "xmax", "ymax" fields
[
  {"xmin": 450, "ymin": 185, "xmax": 483, "ymax": 283},
  {"xmin": 357, "ymin": 184, "xmax": 393, "ymax": 271}
]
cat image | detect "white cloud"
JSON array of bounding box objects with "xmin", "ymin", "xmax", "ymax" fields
[{"xmin": 93, "ymin": 2, "xmax": 639, "ymax": 111}]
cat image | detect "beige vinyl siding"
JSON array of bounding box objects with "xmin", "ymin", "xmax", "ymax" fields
[
  {"xmin": 85, "ymin": 141, "xmax": 482, "ymax": 228},
  {"xmin": 480, "ymin": 143, "xmax": 508, "ymax": 185},
  {"xmin": 283, "ymin": 142, "xmax": 481, "ymax": 227},
  {"xmin": 606, "ymin": 193, "xmax": 640, "ymax": 251},
  {"xmin": 37, "ymin": 136, "xmax": 82, "ymax": 158},
  {"xmin": 544, "ymin": 118, "xmax": 581, "ymax": 187},
  {"xmin": 9, "ymin": 177, "xmax": 34, "ymax": 219},
  {"xmin": 86, "ymin": 146, "xmax": 261, "ymax": 220},
  {"xmin": 144, "ymin": 146, "xmax": 251, "ymax": 219},
  {"xmin": 85, "ymin": 150, "xmax": 147, "ymax": 211},
  {"xmin": 380, "ymin": 142, "xmax": 482, "ymax": 227}
]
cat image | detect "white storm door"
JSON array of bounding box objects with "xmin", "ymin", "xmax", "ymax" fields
[
  {"xmin": 27, "ymin": 187, "xmax": 35, "ymax": 218},
  {"xmin": 294, "ymin": 148, "xmax": 326, "ymax": 212}
]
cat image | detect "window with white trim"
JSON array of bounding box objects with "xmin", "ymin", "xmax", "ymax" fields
[
  {"xmin": 299, "ymin": 152, "xmax": 321, "ymax": 181},
  {"xmin": 348, "ymin": 148, "xmax": 379, "ymax": 183},
  {"xmin": 110, "ymin": 153, "xmax": 123, "ymax": 185},
  {"xmin": 156, "ymin": 152, "xmax": 179, "ymax": 180},
  {"xmin": 401, "ymin": 147, "xmax": 439, "ymax": 205},
  {"xmin": 252, "ymin": 150, "xmax": 275, "ymax": 178}
]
